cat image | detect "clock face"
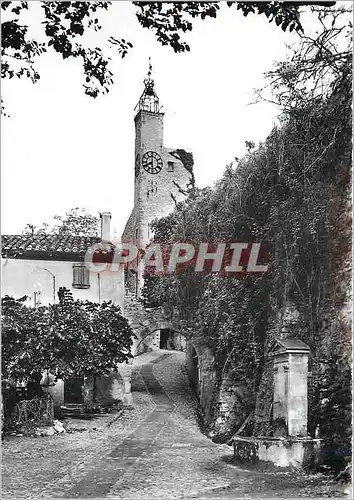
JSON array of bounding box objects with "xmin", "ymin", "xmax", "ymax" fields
[
  {"xmin": 142, "ymin": 151, "xmax": 163, "ymax": 174},
  {"xmin": 135, "ymin": 154, "xmax": 140, "ymax": 177}
]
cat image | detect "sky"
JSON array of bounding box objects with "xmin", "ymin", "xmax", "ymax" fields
[{"xmin": 1, "ymin": 2, "xmax": 341, "ymax": 237}]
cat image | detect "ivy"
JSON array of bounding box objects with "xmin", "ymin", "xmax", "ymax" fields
[{"xmin": 142, "ymin": 8, "xmax": 352, "ymax": 460}]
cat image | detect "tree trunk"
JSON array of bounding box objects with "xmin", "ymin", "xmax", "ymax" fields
[
  {"xmin": 92, "ymin": 375, "xmax": 97, "ymax": 403},
  {"xmin": 82, "ymin": 375, "xmax": 94, "ymax": 404}
]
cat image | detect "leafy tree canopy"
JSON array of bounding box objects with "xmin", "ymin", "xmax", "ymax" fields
[
  {"xmin": 1, "ymin": 1, "xmax": 336, "ymax": 99},
  {"xmin": 1, "ymin": 294, "xmax": 134, "ymax": 383},
  {"xmin": 22, "ymin": 207, "xmax": 100, "ymax": 237}
]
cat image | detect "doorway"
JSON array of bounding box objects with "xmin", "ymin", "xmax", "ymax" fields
[
  {"xmin": 159, "ymin": 328, "xmax": 171, "ymax": 349},
  {"xmin": 64, "ymin": 377, "xmax": 84, "ymax": 403}
]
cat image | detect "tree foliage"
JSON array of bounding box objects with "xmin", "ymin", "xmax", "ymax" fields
[
  {"xmin": 1, "ymin": 1, "xmax": 335, "ymax": 100},
  {"xmin": 22, "ymin": 207, "xmax": 100, "ymax": 236},
  {"xmin": 133, "ymin": 1, "xmax": 304, "ymax": 53},
  {"xmin": 255, "ymin": 4, "xmax": 352, "ymax": 110},
  {"xmin": 52, "ymin": 207, "xmax": 100, "ymax": 236},
  {"xmin": 1, "ymin": 1, "xmax": 122, "ymax": 98},
  {"xmin": 1, "ymin": 294, "xmax": 134, "ymax": 383}
]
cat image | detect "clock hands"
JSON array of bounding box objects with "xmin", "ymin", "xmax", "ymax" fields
[{"xmin": 147, "ymin": 158, "xmax": 153, "ymax": 171}]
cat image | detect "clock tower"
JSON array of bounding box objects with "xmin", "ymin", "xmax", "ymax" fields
[{"xmin": 122, "ymin": 61, "xmax": 193, "ymax": 294}]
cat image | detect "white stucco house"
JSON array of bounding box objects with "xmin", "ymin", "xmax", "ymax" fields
[
  {"xmin": 1, "ymin": 213, "xmax": 132, "ymax": 408},
  {"xmin": 1, "ymin": 212, "xmax": 123, "ymax": 308}
]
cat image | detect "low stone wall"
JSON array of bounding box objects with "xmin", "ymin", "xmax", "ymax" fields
[
  {"xmin": 46, "ymin": 363, "xmax": 133, "ymax": 408},
  {"xmin": 233, "ymin": 436, "xmax": 322, "ymax": 468},
  {"xmin": 84, "ymin": 366, "xmax": 132, "ymax": 406},
  {"xmin": 185, "ymin": 341, "xmax": 199, "ymax": 395},
  {"xmin": 91, "ymin": 371, "xmax": 125, "ymax": 404}
]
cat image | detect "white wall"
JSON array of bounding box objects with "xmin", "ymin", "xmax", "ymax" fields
[{"xmin": 2, "ymin": 258, "xmax": 125, "ymax": 309}]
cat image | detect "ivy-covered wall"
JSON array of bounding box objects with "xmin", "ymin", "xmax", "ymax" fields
[{"xmin": 141, "ymin": 43, "xmax": 352, "ymax": 464}]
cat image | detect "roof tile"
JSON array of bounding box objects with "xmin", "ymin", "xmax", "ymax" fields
[{"xmin": 1, "ymin": 234, "xmax": 101, "ymax": 261}]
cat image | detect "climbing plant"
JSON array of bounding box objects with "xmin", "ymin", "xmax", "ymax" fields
[{"xmin": 142, "ymin": 6, "xmax": 352, "ymax": 460}]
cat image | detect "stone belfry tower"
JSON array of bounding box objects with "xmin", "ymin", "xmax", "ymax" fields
[{"xmin": 122, "ymin": 60, "xmax": 193, "ymax": 294}]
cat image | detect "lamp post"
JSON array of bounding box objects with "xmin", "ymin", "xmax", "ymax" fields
[
  {"xmin": 33, "ymin": 282, "xmax": 42, "ymax": 309},
  {"xmin": 38, "ymin": 268, "xmax": 56, "ymax": 304}
]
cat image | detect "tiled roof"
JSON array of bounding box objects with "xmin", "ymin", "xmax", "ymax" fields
[{"xmin": 1, "ymin": 234, "xmax": 102, "ymax": 261}]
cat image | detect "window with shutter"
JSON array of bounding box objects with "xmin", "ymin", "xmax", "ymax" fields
[{"xmin": 72, "ymin": 263, "xmax": 90, "ymax": 289}]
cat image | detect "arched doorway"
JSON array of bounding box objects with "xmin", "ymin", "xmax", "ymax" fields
[{"xmin": 135, "ymin": 328, "xmax": 187, "ymax": 356}]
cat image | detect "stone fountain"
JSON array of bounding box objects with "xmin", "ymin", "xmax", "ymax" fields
[{"xmin": 233, "ymin": 338, "xmax": 322, "ymax": 468}]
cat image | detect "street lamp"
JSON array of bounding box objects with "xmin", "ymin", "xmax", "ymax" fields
[
  {"xmin": 33, "ymin": 281, "xmax": 42, "ymax": 309},
  {"xmin": 38, "ymin": 268, "xmax": 56, "ymax": 304}
]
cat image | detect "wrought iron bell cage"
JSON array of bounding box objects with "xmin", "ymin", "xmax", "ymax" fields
[{"xmin": 134, "ymin": 59, "xmax": 163, "ymax": 114}]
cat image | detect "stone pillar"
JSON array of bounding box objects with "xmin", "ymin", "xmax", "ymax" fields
[
  {"xmin": 151, "ymin": 330, "xmax": 160, "ymax": 350},
  {"xmin": 43, "ymin": 379, "xmax": 65, "ymax": 407},
  {"xmin": 270, "ymin": 339, "xmax": 310, "ymax": 437},
  {"xmin": 117, "ymin": 362, "xmax": 133, "ymax": 406},
  {"xmin": 123, "ymin": 375, "xmax": 132, "ymax": 405}
]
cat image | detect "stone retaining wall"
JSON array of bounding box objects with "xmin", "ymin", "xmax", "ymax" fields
[{"xmin": 233, "ymin": 436, "xmax": 322, "ymax": 468}]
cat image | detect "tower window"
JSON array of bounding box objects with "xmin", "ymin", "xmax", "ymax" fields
[
  {"xmin": 167, "ymin": 161, "xmax": 175, "ymax": 172},
  {"xmin": 72, "ymin": 263, "xmax": 90, "ymax": 289}
]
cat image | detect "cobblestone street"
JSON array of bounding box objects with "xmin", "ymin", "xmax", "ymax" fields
[{"xmin": 2, "ymin": 351, "xmax": 343, "ymax": 498}]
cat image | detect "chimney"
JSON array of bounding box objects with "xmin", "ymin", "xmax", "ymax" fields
[{"xmin": 100, "ymin": 212, "xmax": 112, "ymax": 241}]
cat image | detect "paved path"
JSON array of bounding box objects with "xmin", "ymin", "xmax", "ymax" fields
[{"xmin": 63, "ymin": 352, "xmax": 233, "ymax": 498}]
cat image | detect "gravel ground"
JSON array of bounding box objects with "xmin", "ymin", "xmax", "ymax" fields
[
  {"xmin": 2, "ymin": 350, "xmax": 349, "ymax": 499},
  {"xmin": 1, "ymin": 367, "xmax": 155, "ymax": 500}
]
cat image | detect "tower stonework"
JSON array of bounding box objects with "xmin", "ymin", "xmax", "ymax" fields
[{"xmin": 122, "ymin": 63, "xmax": 193, "ymax": 294}]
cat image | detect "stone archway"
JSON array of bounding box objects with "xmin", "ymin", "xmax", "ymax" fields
[
  {"xmin": 135, "ymin": 328, "xmax": 187, "ymax": 355},
  {"xmin": 122, "ymin": 291, "xmax": 218, "ymax": 425},
  {"xmin": 123, "ymin": 291, "xmax": 182, "ymax": 356}
]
